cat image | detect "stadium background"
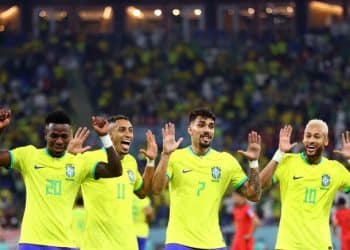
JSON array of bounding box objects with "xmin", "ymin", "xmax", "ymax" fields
[{"xmin": 0, "ymin": 0, "xmax": 349, "ymax": 249}]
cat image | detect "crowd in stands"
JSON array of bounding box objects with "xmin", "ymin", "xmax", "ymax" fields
[{"xmin": 0, "ymin": 24, "xmax": 350, "ymax": 236}]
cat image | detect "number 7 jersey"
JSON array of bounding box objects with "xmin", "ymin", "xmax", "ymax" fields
[
  {"xmin": 273, "ymin": 152, "xmax": 350, "ymax": 250},
  {"xmin": 165, "ymin": 146, "xmax": 247, "ymax": 249}
]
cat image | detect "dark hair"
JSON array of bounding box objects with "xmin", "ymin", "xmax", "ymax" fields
[
  {"xmin": 336, "ymin": 197, "xmax": 346, "ymax": 206},
  {"xmin": 189, "ymin": 108, "xmax": 216, "ymax": 123},
  {"xmin": 108, "ymin": 114, "xmax": 130, "ymax": 123},
  {"xmin": 45, "ymin": 110, "xmax": 71, "ymax": 125}
]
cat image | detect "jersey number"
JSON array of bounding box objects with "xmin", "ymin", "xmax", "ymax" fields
[
  {"xmin": 304, "ymin": 188, "xmax": 316, "ymax": 204},
  {"xmin": 197, "ymin": 181, "xmax": 206, "ymax": 196},
  {"xmin": 46, "ymin": 179, "xmax": 62, "ymax": 195},
  {"xmin": 117, "ymin": 183, "xmax": 126, "ymax": 199}
]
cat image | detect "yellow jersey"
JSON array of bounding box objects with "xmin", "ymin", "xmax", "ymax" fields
[{"xmin": 133, "ymin": 195, "xmax": 151, "ymax": 238}]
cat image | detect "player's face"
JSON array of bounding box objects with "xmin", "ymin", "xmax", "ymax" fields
[
  {"xmin": 188, "ymin": 116, "xmax": 215, "ymax": 149},
  {"xmin": 109, "ymin": 119, "xmax": 133, "ymax": 156},
  {"xmin": 302, "ymin": 123, "xmax": 328, "ymax": 158},
  {"xmin": 45, "ymin": 123, "xmax": 72, "ymax": 157}
]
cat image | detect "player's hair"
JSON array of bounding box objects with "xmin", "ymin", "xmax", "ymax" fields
[
  {"xmin": 45, "ymin": 110, "xmax": 71, "ymax": 125},
  {"xmin": 189, "ymin": 108, "xmax": 216, "ymax": 123},
  {"xmin": 305, "ymin": 119, "xmax": 328, "ymax": 136},
  {"xmin": 336, "ymin": 197, "xmax": 346, "ymax": 206},
  {"xmin": 108, "ymin": 115, "xmax": 129, "ymax": 123}
]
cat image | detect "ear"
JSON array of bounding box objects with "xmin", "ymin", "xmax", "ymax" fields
[
  {"xmin": 187, "ymin": 125, "xmax": 192, "ymax": 136},
  {"xmin": 324, "ymin": 136, "xmax": 329, "ymax": 147}
]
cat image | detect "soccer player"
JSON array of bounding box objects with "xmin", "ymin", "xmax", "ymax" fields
[
  {"xmin": 0, "ymin": 108, "xmax": 122, "ymax": 250},
  {"xmin": 231, "ymin": 191, "xmax": 261, "ymax": 250},
  {"xmin": 260, "ymin": 120, "xmax": 350, "ymax": 250},
  {"xmin": 333, "ymin": 197, "xmax": 350, "ymax": 250},
  {"xmin": 70, "ymin": 115, "xmax": 157, "ymax": 250},
  {"xmin": 133, "ymin": 194, "xmax": 154, "ymax": 250},
  {"xmin": 152, "ymin": 108, "xmax": 261, "ymax": 250}
]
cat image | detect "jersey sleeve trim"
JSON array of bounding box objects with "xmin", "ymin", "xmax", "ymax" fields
[
  {"xmin": 92, "ymin": 162, "xmax": 99, "ymax": 179},
  {"xmin": 343, "ymin": 186, "xmax": 350, "ymax": 193},
  {"xmin": 233, "ymin": 176, "xmax": 248, "ymax": 190},
  {"xmin": 9, "ymin": 151, "xmax": 14, "ymax": 169},
  {"xmin": 166, "ymin": 172, "xmax": 172, "ymax": 180},
  {"xmin": 134, "ymin": 180, "xmax": 144, "ymax": 192},
  {"xmin": 272, "ymin": 176, "xmax": 277, "ymax": 184}
]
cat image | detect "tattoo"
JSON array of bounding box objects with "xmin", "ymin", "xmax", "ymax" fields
[
  {"xmin": 248, "ymin": 168, "xmax": 261, "ymax": 195},
  {"xmin": 238, "ymin": 168, "xmax": 261, "ymax": 200}
]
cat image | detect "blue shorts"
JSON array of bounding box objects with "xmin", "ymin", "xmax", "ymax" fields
[
  {"xmin": 19, "ymin": 244, "xmax": 79, "ymax": 250},
  {"xmin": 165, "ymin": 243, "xmax": 226, "ymax": 250},
  {"xmin": 137, "ymin": 237, "xmax": 147, "ymax": 250}
]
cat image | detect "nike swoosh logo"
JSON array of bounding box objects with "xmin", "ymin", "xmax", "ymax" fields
[
  {"xmin": 182, "ymin": 169, "xmax": 192, "ymax": 173},
  {"xmin": 293, "ymin": 176, "xmax": 303, "ymax": 180},
  {"xmin": 34, "ymin": 165, "xmax": 46, "ymax": 170}
]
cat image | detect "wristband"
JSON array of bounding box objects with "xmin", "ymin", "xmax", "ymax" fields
[
  {"xmin": 272, "ymin": 149, "xmax": 285, "ymax": 163},
  {"xmin": 100, "ymin": 134, "xmax": 113, "ymax": 148},
  {"xmin": 249, "ymin": 160, "xmax": 259, "ymax": 169},
  {"xmin": 146, "ymin": 157, "xmax": 155, "ymax": 167}
]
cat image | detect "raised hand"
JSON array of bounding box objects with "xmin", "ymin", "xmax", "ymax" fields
[
  {"xmin": 334, "ymin": 131, "xmax": 350, "ymax": 159},
  {"xmin": 161, "ymin": 123, "xmax": 183, "ymax": 155},
  {"xmin": 0, "ymin": 108, "xmax": 11, "ymax": 130},
  {"xmin": 139, "ymin": 130, "xmax": 158, "ymax": 160},
  {"xmin": 238, "ymin": 131, "xmax": 261, "ymax": 161},
  {"xmin": 67, "ymin": 127, "xmax": 91, "ymax": 154},
  {"xmin": 278, "ymin": 125, "xmax": 297, "ymax": 152},
  {"xmin": 91, "ymin": 116, "xmax": 109, "ymax": 136}
]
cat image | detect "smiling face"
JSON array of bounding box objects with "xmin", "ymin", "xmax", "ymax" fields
[
  {"xmin": 188, "ymin": 115, "xmax": 215, "ymax": 150},
  {"xmin": 45, "ymin": 123, "xmax": 72, "ymax": 157},
  {"xmin": 303, "ymin": 121, "xmax": 328, "ymax": 161},
  {"xmin": 109, "ymin": 118, "xmax": 133, "ymax": 156}
]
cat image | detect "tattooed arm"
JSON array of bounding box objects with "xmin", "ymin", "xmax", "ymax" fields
[{"xmin": 237, "ymin": 131, "xmax": 262, "ymax": 201}]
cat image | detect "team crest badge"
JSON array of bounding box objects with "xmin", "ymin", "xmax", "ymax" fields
[
  {"xmin": 127, "ymin": 170, "xmax": 135, "ymax": 182},
  {"xmin": 211, "ymin": 166, "xmax": 221, "ymax": 182},
  {"xmin": 321, "ymin": 174, "xmax": 330, "ymax": 187},
  {"xmin": 66, "ymin": 165, "xmax": 75, "ymax": 178}
]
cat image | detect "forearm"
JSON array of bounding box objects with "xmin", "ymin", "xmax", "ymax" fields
[
  {"xmin": 260, "ymin": 160, "xmax": 278, "ymax": 189},
  {"xmin": 152, "ymin": 153, "xmax": 170, "ymax": 195},
  {"xmin": 246, "ymin": 167, "xmax": 261, "ymax": 202},
  {"xmin": 137, "ymin": 166, "xmax": 154, "ymax": 198},
  {"xmin": 105, "ymin": 146, "xmax": 122, "ymax": 177}
]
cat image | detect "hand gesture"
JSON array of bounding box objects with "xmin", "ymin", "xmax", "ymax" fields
[
  {"xmin": 238, "ymin": 131, "xmax": 261, "ymax": 161},
  {"xmin": 334, "ymin": 131, "xmax": 350, "ymax": 159},
  {"xmin": 278, "ymin": 125, "xmax": 297, "ymax": 152},
  {"xmin": 139, "ymin": 130, "xmax": 158, "ymax": 160},
  {"xmin": 67, "ymin": 127, "xmax": 91, "ymax": 154},
  {"xmin": 91, "ymin": 116, "xmax": 109, "ymax": 136},
  {"xmin": 0, "ymin": 108, "xmax": 11, "ymax": 129},
  {"xmin": 161, "ymin": 123, "xmax": 183, "ymax": 155}
]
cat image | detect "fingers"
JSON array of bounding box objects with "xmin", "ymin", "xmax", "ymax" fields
[
  {"xmin": 74, "ymin": 127, "xmax": 90, "ymax": 140},
  {"xmin": 248, "ymin": 131, "xmax": 261, "ymax": 144},
  {"xmin": 176, "ymin": 137, "xmax": 184, "ymax": 147},
  {"xmin": 162, "ymin": 122, "xmax": 175, "ymax": 137},
  {"xmin": 0, "ymin": 108, "xmax": 11, "ymax": 121},
  {"xmin": 280, "ymin": 125, "xmax": 293, "ymax": 137},
  {"xmin": 342, "ymin": 131, "xmax": 350, "ymax": 145},
  {"xmin": 333, "ymin": 149, "xmax": 341, "ymax": 155}
]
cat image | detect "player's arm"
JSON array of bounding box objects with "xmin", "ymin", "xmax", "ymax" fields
[
  {"xmin": 260, "ymin": 125, "xmax": 297, "ymax": 189},
  {"xmin": 91, "ymin": 116, "xmax": 123, "ymax": 178},
  {"xmin": 152, "ymin": 123, "xmax": 183, "ymax": 195},
  {"xmin": 237, "ymin": 131, "xmax": 261, "ymax": 202},
  {"xmin": 135, "ymin": 130, "xmax": 158, "ymax": 198},
  {"xmin": 0, "ymin": 108, "xmax": 12, "ymax": 169},
  {"xmin": 145, "ymin": 205, "xmax": 154, "ymax": 224}
]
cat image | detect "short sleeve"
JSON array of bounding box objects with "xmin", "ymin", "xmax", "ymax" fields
[
  {"xmin": 134, "ymin": 169, "xmax": 143, "ymax": 192},
  {"xmin": 273, "ymin": 153, "xmax": 289, "ymax": 184},
  {"xmin": 166, "ymin": 153, "xmax": 175, "ymax": 180},
  {"xmin": 9, "ymin": 145, "xmax": 35, "ymax": 173},
  {"xmin": 225, "ymin": 153, "xmax": 247, "ymax": 190},
  {"xmin": 80, "ymin": 150, "xmax": 105, "ymax": 182},
  {"xmin": 336, "ymin": 162, "xmax": 350, "ymax": 193}
]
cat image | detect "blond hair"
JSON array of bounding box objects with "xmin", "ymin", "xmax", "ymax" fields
[{"xmin": 305, "ymin": 119, "xmax": 328, "ymax": 136}]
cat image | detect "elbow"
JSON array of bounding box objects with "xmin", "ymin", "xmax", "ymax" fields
[{"xmin": 247, "ymin": 191, "xmax": 262, "ymax": 202}]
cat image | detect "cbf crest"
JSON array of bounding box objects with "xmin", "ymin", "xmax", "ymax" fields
[
  {"xmin": 66, "ymin": 165, "xmax": 75, "ymax": 178},
  {"xmin": 211, "ymin": 166, "xmax": 221, "ymax": 182},
  {"xmin": 127, "ymin": 170, "xmax": 135, "ymax": 183},
  {"xmin": 321, "ymin": 174, "xmax": 330, "ymax": 187}
]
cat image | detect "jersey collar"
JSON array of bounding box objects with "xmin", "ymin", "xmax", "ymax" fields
[
  {"xmin": 188, "ymin": 146, "xmax": 211, "ymax": 157},
  {"xmin": 300, "ymin": 151, "xmax": 323, "ymax": 165}
]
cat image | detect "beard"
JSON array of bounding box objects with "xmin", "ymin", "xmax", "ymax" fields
[{"xmin": 304, "ymin": 145, "xmax": 324, "ymax": 163}]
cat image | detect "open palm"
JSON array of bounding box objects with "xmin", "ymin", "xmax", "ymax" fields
[
  {"xmin": 238, "ymin": 131, "xmax": 261, "ymax": 160},
  {"xmin": 334, "ymin": 131, "xmax": 350, "ymax": 159},
  {"xmin": 139, "ymin": 130, "xmax": 158, "ymax": 160}
]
